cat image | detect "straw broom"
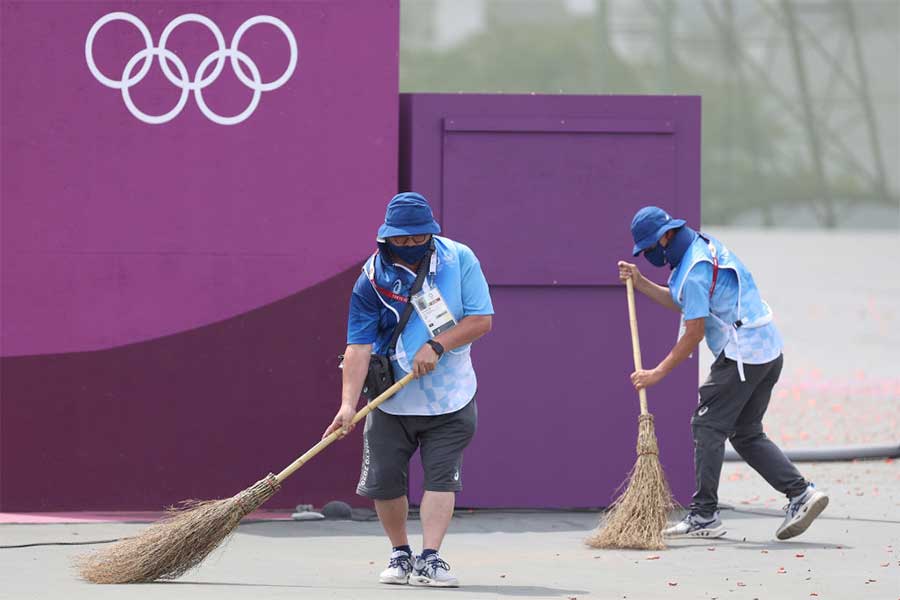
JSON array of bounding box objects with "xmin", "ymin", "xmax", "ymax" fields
[
  {"xmin": 76, "ymin": 373, "xmax": 414, "ymax": 584},
  {"xmin": 586, "ymin": 277, "xmax": 676, "ymax": 550}
]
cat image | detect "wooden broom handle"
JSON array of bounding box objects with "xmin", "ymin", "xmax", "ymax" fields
[
  {"xmin": 275, "ymin": 373, "xmax": 416, "ymax": 483},
  {"xmin": 626, "ymin": 277, "xmax": 649, "ymax": 416}
]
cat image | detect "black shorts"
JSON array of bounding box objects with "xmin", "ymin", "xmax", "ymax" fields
[{"xmin": 356, "ymin": 398, "xmax": 477, "ymax": 500}]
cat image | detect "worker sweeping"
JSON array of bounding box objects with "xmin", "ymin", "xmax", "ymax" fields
[
  {"xmin": 324, "ymin": 192, "xmax": 493, "ymax": 587},
  {"xmin": 619, "ymin": 206, "xmax": 828, "ymax": 540}
]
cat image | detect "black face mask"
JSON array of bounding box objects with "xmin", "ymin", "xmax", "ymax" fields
[
  {"xmin": 388, "ymin": 242, "xmax": 429, "ymax": 264},
  {"xmin": 643, "ymin": 245, "xmax": 667, "ymax": 267}
]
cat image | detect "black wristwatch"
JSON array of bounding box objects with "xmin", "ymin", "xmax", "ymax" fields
[{"xmin": 426, "ymin": 339, "xmax": 445, "ymax": 357}]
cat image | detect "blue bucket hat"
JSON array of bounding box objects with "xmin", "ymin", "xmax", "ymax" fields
[
  {"xmin": 630, "ymin": 206, "xmax": 686, "ymax": 256},
  {"xmin": 377, "ymin": 192, "xmax": 441, "ymax": 239}
]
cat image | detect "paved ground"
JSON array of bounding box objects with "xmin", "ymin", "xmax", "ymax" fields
[
  {"xmin": 700, "ymin": 228, "xmax": 899, "ymax": 449},
  {"xmin": 2, "ymin": 461, "xmax": 897, "ymax": 600}
]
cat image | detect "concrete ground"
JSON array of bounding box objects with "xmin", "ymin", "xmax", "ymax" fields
[{"xmin": 2, "ymin": 461, "xmax": 897, "ymax": 600}]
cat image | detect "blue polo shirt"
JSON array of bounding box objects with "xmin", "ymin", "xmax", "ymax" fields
[{"xmin": 347, "ymin": 236, "xmax": 493, "ymax": 415}]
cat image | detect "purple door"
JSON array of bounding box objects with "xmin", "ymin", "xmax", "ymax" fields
[{"xmin": 401, "ymin": 94, "xmax": 701, "ymax": 508}]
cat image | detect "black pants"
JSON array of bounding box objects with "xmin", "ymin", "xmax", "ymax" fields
[{"xmin": 690, "ymin": 353, "xmax": 807, "ymax": 517}]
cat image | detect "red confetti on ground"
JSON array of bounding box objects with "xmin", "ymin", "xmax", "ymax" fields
[
  {"xmin": 795, "ymin": 553, "xmax": 805, "ymax": 558},
  {"xmin": 646, "ymin": 555, "xmax": 661, "ymax": 560},
  {"xmin": 777, "ymin": 567, "xmax": 787, "ymax": 574},
  {"xmin": 737, "ymin": 582, "xmax": 746, "ymax": 587},
  {"xmin": 668, "ymin": 581, "xmax": 678, "ymax": 587},
  {"xmin": 810, "ymin": 593, "xmax": 818, "ymax": 597}
]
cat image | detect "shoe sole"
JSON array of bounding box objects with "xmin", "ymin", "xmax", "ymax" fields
[
  {"xmin": 379, "ymin": 575, "xmax": 409, "ymax": 585},
  {"xmin": 664, "ymin": 524, "xmax": 727, "ymax": 540},
  {"xmin": 777, "ymin": 494, "xmax": 829, "ymax": 540},
  {"xmin": 409, "ymin": 575, "xmax": 459, "ymax": 588}
]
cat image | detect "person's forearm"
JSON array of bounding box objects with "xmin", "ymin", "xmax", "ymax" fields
[
  {"xmin": 341, "ymin": 344, "xmax": 372, "ymax": 407},
  {"xmin": 635, "ymin": 277, "xmax": 680, "ymax": 312},
  {"xmin": 433, "ymin": 315, "xmax": 492, "ymax": 352},
  {"xmin": 655, "ymin": 328, "xmax": 704, "ymax": 376}
]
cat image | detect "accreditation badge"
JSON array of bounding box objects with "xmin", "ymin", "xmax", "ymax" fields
[{"xmin": 412, "ymin": 281, "xmax": 457, "ymax": 337}]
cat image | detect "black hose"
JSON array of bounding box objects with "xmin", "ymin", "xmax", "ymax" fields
[{"xmin": 724, "ymin": 442, "xmax": 900, "ymax": 462}]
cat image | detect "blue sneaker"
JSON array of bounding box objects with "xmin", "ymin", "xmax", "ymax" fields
[
  {"xmin": 776, "ymin": 483, "xmax": 829, "ymax": 540},
  {"xmin": 663, "ymin": 511, "xmax": 727, "ymax": 539}
]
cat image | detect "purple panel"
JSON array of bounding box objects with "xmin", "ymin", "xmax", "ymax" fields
[
  {"xmin": 0, "ymin": 0, "xmax": 398, "ymax": 510},
  {"xmin": 401, "ymin": 94, "xmax": 701, "ymax": 507},
  {"xmin": 1, "ymin": 0, "xmax": 398, "ymax": 356},
  {"xmin": 443, "ymin": 124, "xmax": 676, "ymax": 285}
]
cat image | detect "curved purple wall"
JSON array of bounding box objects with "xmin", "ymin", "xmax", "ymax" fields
[{"xmin": 1, "ymin": 1, "xmax": 398, "ymax": 510}]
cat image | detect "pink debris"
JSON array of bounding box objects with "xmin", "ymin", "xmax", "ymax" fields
[
  {"xmin": 795, "ymin": 553, "xmax": 805, "ymax": 558},
  {"xmin": 736, "ymin": 582, "xmax": 746, "ymax": 587},
  {"xmin": 777, "ymin": 567, "xmax": 787, "ymax": 574},
  {"xmin": 646, "ymin": 555, "xmax": 661, "ymax": 561},
  {"xmin": 667, "ymin": 581, "xmax": 678, "ymax": 587}
]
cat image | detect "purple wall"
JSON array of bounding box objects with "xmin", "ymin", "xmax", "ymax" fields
[
  {"xmin": 400, "ymin": 94, "xmax": 701, "ymax": 507},
  {"xmin": 0, "ymin": 1, "xmax": 398, "ymax": 510},
  {"xmin": 1, "ymin": 6, "xmax": 701, "ymax": 512}
]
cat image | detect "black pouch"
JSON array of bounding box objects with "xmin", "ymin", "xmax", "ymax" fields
[{"xmin": 362, "ymin": 353, "xmax": 394, "ymax": 400}]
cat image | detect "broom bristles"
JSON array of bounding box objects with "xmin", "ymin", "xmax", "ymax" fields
[
  {"xmin": 75, "ymin": 473, "xmax": 280, "ymax": 584},
  {"xmin": 586, "ymin": 414, "xmax": 676, "ymax": 550}
]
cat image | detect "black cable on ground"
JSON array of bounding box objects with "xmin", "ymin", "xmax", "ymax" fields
[{"xmin": 0, "ymin": 538, "xmax": 122, "ymax": 549}]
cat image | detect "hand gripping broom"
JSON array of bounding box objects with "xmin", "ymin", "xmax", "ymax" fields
[
  {"xmin": 586, "ymin": 277, "xmax": 676, "ymax": 550},
  {"xmin": 76, "ymin": 373, "xmax": 414, "ymax": 583}
]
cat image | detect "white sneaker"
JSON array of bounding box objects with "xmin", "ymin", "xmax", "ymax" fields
[
  {"xmin": 663, "ymin": 511, "xmax": 727, "ymax": 539},
  {"xmin": 378, "ymin": 550, "xmax": 413, "ymax": 585},
  {"xmin": 409, "ymin": 553, "xmax": 459, "ymax": 587},
  {"xmin": 776, "ymin": 484, "xmax": 829, "ymax": 540}
]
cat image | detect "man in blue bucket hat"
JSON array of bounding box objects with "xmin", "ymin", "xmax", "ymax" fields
[
  {"xmin": 324, "ymin": 192, "xmax": 494, "ymax": 587},
  {"xmin": 618, "ymin": 206, "xmax": 828, "ymax": 541}
]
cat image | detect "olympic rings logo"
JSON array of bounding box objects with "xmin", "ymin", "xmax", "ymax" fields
[{"xmin": 85, "ymin": 12, "xmax": 297, "ymax": 125}]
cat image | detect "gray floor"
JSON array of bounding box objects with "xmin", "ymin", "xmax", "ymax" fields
[{"xmin": 2, "ymin": 461, "xmax": 897, "ymax": 600}]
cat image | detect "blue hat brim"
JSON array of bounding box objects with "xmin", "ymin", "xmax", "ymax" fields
[
  {"xmin": 377, "ymin": 221, "xmax": 441, "ymax": 240},
  {"xmin": 632, "ymin": 218, "xmax": 686, "ymax": 255}
]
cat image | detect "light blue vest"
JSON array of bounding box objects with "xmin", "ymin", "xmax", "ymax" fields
[
  {"xmin": 668, "ymin": 235, "xmax": 774, "ymax": 381},
  {"xmin": 362, "ymin": 236, "xmax": 477, "ymax": 415}
]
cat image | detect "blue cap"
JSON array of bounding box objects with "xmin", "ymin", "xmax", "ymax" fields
[
  {"xmin": 630, "ymin": 206, "xmax": 686, "ymax": 256},
  {"xmin": 377, "ymin": 192, "xmax": 441, "ymax": 239}
]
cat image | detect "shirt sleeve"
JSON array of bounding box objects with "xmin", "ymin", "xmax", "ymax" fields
[
  {"xmin": 346, "ymin": 272, "xmax": 382, "ymax": 345},
  {"xmin": 457, "ymin": 243, "xmax": 495, "ymax": 317},
  {"xmin": 680, "ymin": 261, "xmax": 713, "ymax": 321}
]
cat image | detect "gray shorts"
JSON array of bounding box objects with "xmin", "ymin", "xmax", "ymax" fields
[{"xmin": 356, "ymin": 398, "xmax": 477, "ymax": 500}]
